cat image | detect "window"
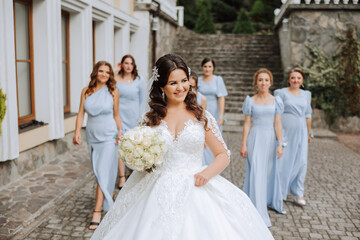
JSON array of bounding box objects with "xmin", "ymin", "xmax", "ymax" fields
[
  {"xmin": 61, "ymin": 10, "xmax": 70, "ymax": 113},
  {"xmin": 13, "ymin": 0, "xmax": 35, "ymax": 125}
]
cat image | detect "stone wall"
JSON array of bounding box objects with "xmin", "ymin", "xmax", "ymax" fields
[
  {"xmin": 275, "ymin": 4, "xmax": 360, "ymax": 73},
  {"xmin": 156, "ymin": 18, "xmax": 178, "ymax": 60},
  {"xmin": 0, "ymin": 130, "xmax": 87, "ymax": 188},
  {"xmin": 332, "ymin": 116, "xmax": 360, "ymax": 133}
]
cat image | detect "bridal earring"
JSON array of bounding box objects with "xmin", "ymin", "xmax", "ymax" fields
[{"xmin": 162, "ymin": 91, "xmax": 165, "ymax": 100}]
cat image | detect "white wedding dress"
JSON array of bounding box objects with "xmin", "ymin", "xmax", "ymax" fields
[{"xmin": 91, "ymin": 111, "xmax": 274, "ymax": 240}]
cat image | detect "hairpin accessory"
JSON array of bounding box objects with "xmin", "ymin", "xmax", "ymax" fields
[
  {"xmin": 152, "ymin": 67, "xmax": 160, "ymax": 82},
  {"xmin": 188, "ymin": 67, "xmax": 191, "ymax": 77}
]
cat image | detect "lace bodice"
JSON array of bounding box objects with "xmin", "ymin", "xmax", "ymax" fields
[{"xmin": 153, "ymin": 111, "xmax": 230, "ymax": 173}]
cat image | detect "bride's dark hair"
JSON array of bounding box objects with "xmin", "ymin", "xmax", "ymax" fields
[{"xmin": 144, "ymin": 54, "xmax": 207, "ymax": 127}]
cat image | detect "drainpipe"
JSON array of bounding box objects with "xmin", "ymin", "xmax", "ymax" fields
[{"xmin": 151, "ymin": 0, "xmax": 160, "ymax": 65}]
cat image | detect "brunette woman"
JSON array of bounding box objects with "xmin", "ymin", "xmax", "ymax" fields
[
  {"xmin": 274, "ymin": 68, "xmax": 312, "ymax": 206},
  {"xmin": 73, "ymin": 61, "xmax": 122, "ymax": 230},
  {"xmin": 115, "ymin": 54, "xmax": 145, "ymax": 189},
  {"xmin": 198, "ymin": 58, "xmax": 228, "ymax": 165}
]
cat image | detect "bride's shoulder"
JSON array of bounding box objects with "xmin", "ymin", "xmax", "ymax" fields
[
  {"xmin": 202, "ymin": 110, "xmax": 217, "ymax": 127},
  {"xmin": 203, "ymin": 110, "xmax": 215, "ymax": 120}
]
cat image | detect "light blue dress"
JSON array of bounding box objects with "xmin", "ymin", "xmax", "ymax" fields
[
  {"xmin": 274, "ymin": 88, "xmax": 312, "ymax": 199},
  {"xmin": 242, "ymin": 96, "xmax": 284, "ymax": 227},
  {"xmin": 198, "ymin": 75, "xmax": 228, "ymax": 165},
  {"xmin": 84, "ymin": 86, "xmax": 118, "ymax": 211},
  {"xmin": 196, "ymin": 92, "xmax": 203, "ymax": 105},
  {"xmin": 116, "ymin": 76, "xmax": 145, "ymax": 132}
]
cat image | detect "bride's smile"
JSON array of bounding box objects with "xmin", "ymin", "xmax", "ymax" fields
[{"xmin": 161, "ymin": 69, "xmax": 189, "ymax": 103}]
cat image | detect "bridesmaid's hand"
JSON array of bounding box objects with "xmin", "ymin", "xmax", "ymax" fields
[
  {"xmin": 194, "ymin": 172, "xmax": 209, "ymax": 187},
  {"xmin": 116, "ymin": 132, "xmax": 123, "ymax": 145},
  {"xmin": 240, "ymin": 145, "xmax": 247, "ymax": 158},
  {"xmin": 73, "ymin": 132, "xmax": 81, "ymax": 145},
  {"xmin": 218, "ymin": 116, "xmax": 224, "ymax": 126},
  {"xmin": 276, "ymin": 145, "xmax": 283, "ymax": 159},
  {"xmin": 308, "ymin": 135, "xmax": 312, "ymax": 143}
]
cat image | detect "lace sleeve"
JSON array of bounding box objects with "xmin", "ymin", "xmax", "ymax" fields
[{"xmin": 205, "ymin": 111, "xmax": 231, "ymax": 161}]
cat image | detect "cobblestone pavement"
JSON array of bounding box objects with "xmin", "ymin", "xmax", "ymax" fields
[{"xmin": 13, "ymin": 132, "xmax": 360, "ymax": 240}]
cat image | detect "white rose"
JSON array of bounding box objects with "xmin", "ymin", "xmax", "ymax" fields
[
  {"xmin": 143, "ymin": 127, "xmax": 154, "ymax": 138},
  {"xmin": 149, "ymin": 145, "xmax": 161, "ymax": 155},
  {"xmin": 142, "ymin": 137, "xmax": 152, "ymax": 148},
  {"xmin": 117, "ymin": 148, "xmax": 125, "ymax": 159},
  {"xmin": 133, "ymin": 146, "xmax": 144, "ymax": 158},
  {"xmin": 122, "ymin": 140, "xmax": 135, "ymax": 151}
]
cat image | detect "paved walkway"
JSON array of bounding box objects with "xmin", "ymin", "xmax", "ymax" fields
[{"xmin": 7, "ymin": 131, "xmax": 360, "ymax": 240}]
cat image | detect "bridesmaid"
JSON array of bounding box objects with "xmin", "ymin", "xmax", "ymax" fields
[
  {"xmin": 73, "ymin": 61, "xmax": 123, "ymax": 230},
  {"xmin": 115, "ymin": 54, "xmax": 145, "ymax": 189},
  {"xmin": 274, "ymin": 68, "xmax": 312, "ymax": 206},
  {"xmin": 240, "ymin": 68, "xmax": 285, "ymax": 227},
  {"xmin": 189, "ymin": 71, "xmax": 207, "ymax": 109},
  {"xmin": 198, "ymin": 58, "xmax": 228, "ymax": 165}
]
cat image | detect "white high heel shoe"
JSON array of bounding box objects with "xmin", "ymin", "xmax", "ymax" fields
[{"xmin": 294, "ymin": 197, "xmax": 306, "ymax": 206}]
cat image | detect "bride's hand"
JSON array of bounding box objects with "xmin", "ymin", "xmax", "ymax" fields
[{"xmin": 194, "ymin": 172, "xmax": 209, "ymax": 187}]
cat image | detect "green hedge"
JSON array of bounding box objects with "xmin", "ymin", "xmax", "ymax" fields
[
  {"xmin": 194, "ymin": 0, "xmax": 216, "ymax": 34},
  {"xmin": 302, "ymin": 29, "xmax": 360, "ymax": 123},
  {"xmin": 232, "ymin": 8, "xmax": 255, "ymax": 34}
]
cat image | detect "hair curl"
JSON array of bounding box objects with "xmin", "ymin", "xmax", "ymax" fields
[
  {"xmin": 144, "ymin": 54, "xmax": 207, "ymax": 128},
  {"xmin": 118, "ymin": 54, "xmax": 139, "ymax": 80},
  {"xmin": 85, "ymin": 61, "xmax": 116, "ymax": 97}
]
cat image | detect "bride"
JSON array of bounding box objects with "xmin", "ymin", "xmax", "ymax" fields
[{"xmin": 91, "ymin": 54, "xmax": 274, "ymax": 240}]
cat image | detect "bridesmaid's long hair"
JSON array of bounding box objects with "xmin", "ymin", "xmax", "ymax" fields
[
  {"xmin": 144, "ymin": 54, "xmax": 207, "ymax": 128},
  {"xmin": 118, "ymin": 54, "xmax": 139, "ymax": 80},
  {"xmin": 86, "ymin": 61, "xmax": 116, "ymax": 97}
]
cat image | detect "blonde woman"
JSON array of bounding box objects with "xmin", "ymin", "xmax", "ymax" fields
[{"xmin": 241, "ymin": 68, "xmax": 286, "ymax": 227}]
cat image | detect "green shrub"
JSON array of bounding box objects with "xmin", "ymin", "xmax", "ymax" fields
[
  {"xmin": 302, "ymin": 29, "xmax": 360, "ymax": 123},
  {"xmin": 194, "ymin": 0, "xmax": 216, "ymax": 34},
  {"xmin": 232, "ymin": 8, "xmax": 255, "ymax": 34},
  {"xmin": 250, "ymin": 0, "xmax": 265, "ymax": 23},
  {"xmin": 211, "ymin": 0, "xmax": 237, "ymax": 23},
  {"xmin": 0, "ymin": 88, "xmax": 6, "ymax": 136},
  {"xmin": 177, "ymin": 0, "xmax": 197, "ymax": 29}
]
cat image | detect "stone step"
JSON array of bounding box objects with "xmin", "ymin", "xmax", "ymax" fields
[{"xmin": 174, "ymin": 27, "xmax": 283, "ymax": 117}]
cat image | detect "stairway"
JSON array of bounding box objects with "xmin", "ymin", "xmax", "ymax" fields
[{"xmin": 172, "ymin": 27, "xmax": 283, "ymax": 132}]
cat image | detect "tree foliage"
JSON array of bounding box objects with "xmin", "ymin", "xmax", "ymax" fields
[
  {"xmin": 250, "ymin": 0, "xmax": 265, "ymax": 23},
  {"xmin": 211, "ymin": 0, "xmax": 237, "ymax": 23},
  {"xmin": 178, "ymin": 0, "xmax": 281, "ymax": 33},
  {"xmin": 194, "ymin": 0, "xmax": 216, "ymax": 34},
  {"xmin": 302, "ymin": 29, "xmax": 360, "ymax": 123},
  {"xmin": 232, "ymin": 8, "xmax": 255, "ymax": 34},
  {"xmin": 177, "ymin": 0, "xmax": 197, "ymax": 29}
]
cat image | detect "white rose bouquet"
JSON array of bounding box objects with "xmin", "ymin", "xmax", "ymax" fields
[{"xmin": 117, "ymin": 126, "xmax": 167, "ymax": 172}]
